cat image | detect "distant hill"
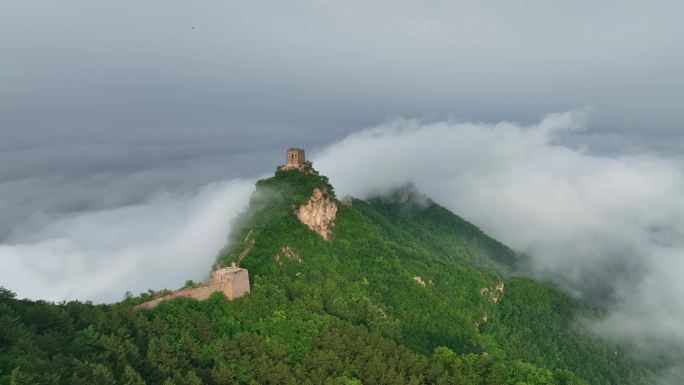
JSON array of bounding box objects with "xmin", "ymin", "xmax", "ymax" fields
[{"xmin": 0, "ymin": 164, "xmax": 659, "ymax": 385}]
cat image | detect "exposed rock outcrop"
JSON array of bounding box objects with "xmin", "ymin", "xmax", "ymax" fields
[
  {"xmin": 412, "ymin": 276, "xmax": 433, "ymax": 287},
  {"xmin": 480, "ymin": 281, "xmax": 505, "ymax": 303},
  {"xmin": 296, "ymin": 187, "xmax": 337, "ymax": 240},
  {"xmin": 275, "ymin": 246, "xmax": 301, "ymax": 265}
]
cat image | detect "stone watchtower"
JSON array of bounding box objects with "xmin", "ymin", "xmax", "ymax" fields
[
  {"xmin": 283, "ymin": 148, "xmax": 305, "ymax": 170},
  {"xmin": 210, "ymin": 262, "xmax": 251, "ymax": 300}
]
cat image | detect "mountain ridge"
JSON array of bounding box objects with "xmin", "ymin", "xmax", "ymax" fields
[
  {"xmin": 0, "ymin": 163, "xmax": 660, "ymax": 384},
  {"xmin": 211, "ymin": 165, "xmax": 655, "ymax": 383}
]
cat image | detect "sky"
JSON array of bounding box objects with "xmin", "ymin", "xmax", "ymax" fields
[{"xmin": 1, "ymin": 1, "xmax": 684, "ymax": 382}]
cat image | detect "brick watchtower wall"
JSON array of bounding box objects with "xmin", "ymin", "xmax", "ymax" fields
[
  {"xmin": 211, "ymin": 263, "xmax": 251, "ymax": 299},
  {"xmin": 283, "ymin": 148, "xmax": 305, "ymax": 169}
]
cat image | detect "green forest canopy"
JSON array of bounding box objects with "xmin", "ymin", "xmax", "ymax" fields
[{"xmin": 0, "ymin": 165, "xmax": 666, "ymax": 384}]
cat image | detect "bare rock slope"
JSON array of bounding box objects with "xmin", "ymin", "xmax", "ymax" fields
[{"xmin": 295, "ymin": 187, "xmax": 337, "ymax": 240}]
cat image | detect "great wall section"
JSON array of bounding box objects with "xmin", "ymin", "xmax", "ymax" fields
[{"xmin": 135, "ymin": 263, "xmax": 250, "ymax": 310}]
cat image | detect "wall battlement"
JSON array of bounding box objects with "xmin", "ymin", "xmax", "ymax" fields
[{"xmin": 135, "ymin": 263, "xmax": 250, "ymax": 310}]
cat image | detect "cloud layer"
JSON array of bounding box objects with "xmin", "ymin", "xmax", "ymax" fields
[
  {"xmin": 0, "ymin": 179, "xmax": 254, "ymax": 302},
  {"xmin": 313, "ymin": 112, "xmax": 684, "ymax": 362}
]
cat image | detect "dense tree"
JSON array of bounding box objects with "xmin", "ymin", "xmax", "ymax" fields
[{"xmin": 0, "ymin": 167, "xmax": 665, "ymax": 384}]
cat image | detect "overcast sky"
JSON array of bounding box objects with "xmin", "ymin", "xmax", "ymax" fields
[
  {"xmin": 2, "ymin": 2, "xmax": 684, "ymax": 381},
  {"xmin": 2, "ymin": 1, "xmax": 683, "ymax": 145}
]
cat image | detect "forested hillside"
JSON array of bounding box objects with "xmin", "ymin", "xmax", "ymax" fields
[{"xmin": 0, "ymin": 165, "xmax": 658, "ymax": 384}]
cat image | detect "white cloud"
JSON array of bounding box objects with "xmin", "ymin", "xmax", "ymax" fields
[{"xmin": 0, "ymin": 179, "xmax": 255, "ymax": 303}]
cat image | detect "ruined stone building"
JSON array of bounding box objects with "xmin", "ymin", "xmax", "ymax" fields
[
  {"xmin": 135, "ymin": 263, "xmax": 250, "ymax": 310},
  {"xmin": 282, "ymin": 148, "xmax": 305, "ymax": 170}
]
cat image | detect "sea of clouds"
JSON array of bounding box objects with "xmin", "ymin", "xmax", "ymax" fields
[{"xmin": 0, "ymin": 180, "xmax": 254, "ymax": 302}]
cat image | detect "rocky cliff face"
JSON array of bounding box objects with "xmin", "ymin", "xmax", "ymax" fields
[{"xmin": 295, "ymin": 187, "xmax": 337, "ymax": 240}]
